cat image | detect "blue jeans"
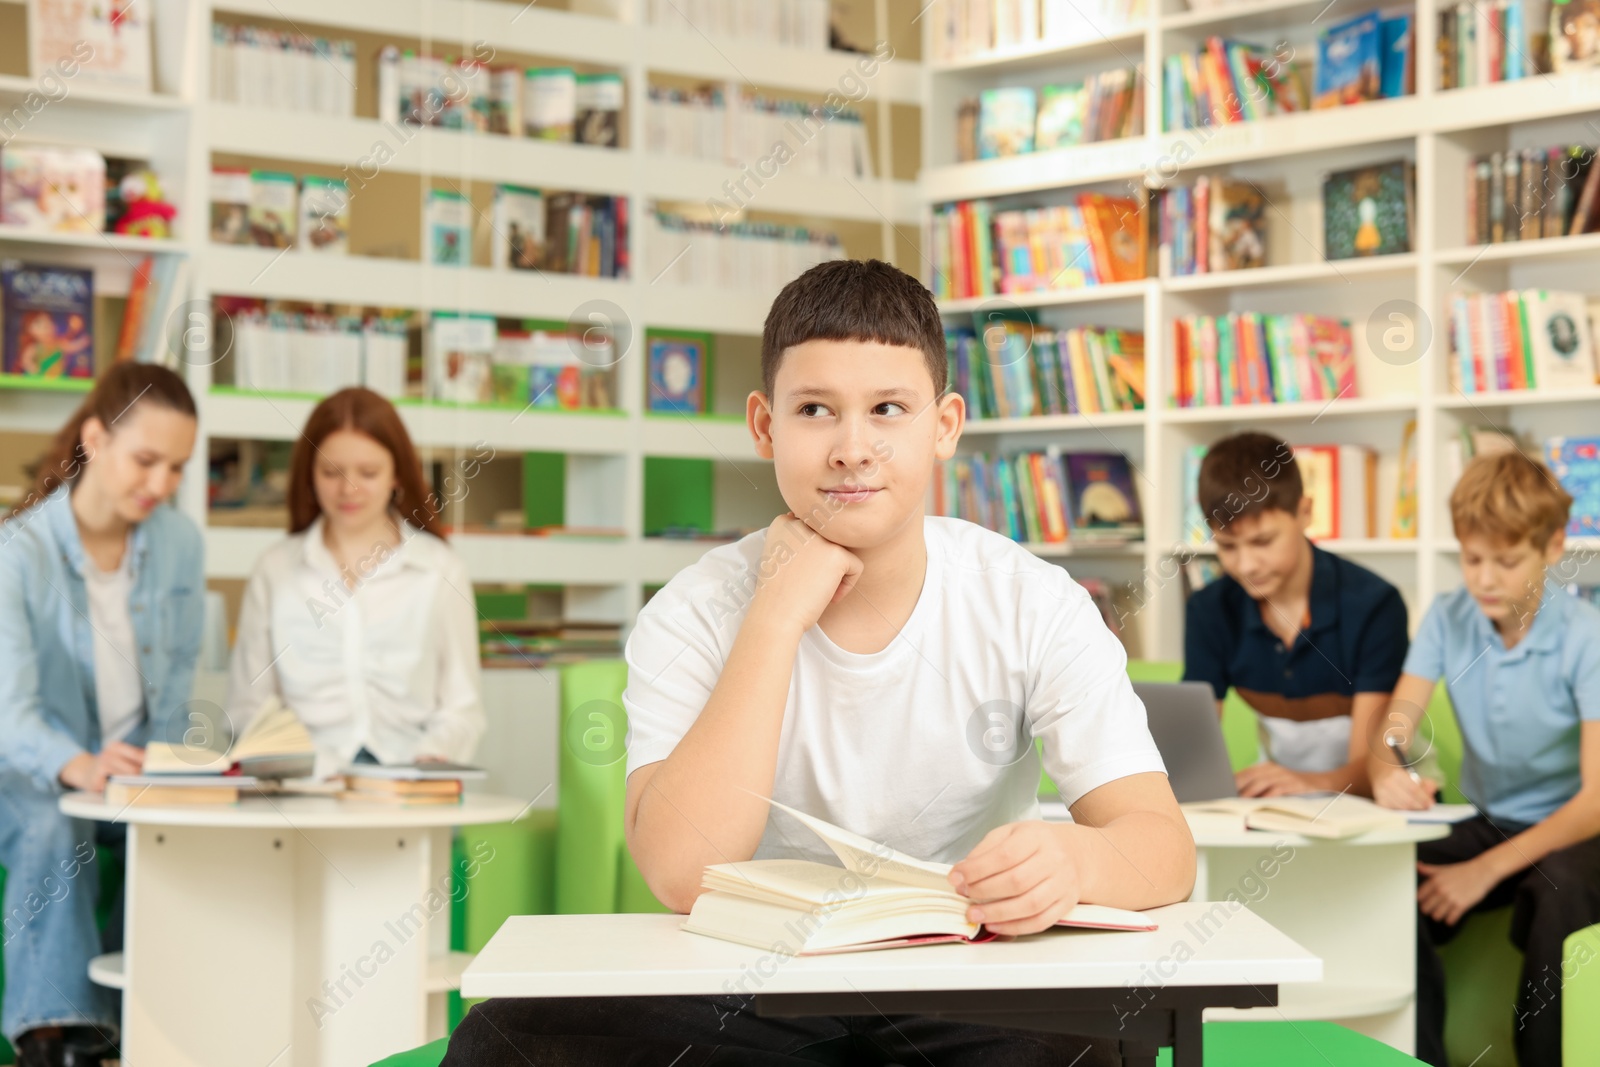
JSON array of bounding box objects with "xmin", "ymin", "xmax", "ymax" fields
[{"xmin": 0, "ymin": 771, "xmax": 115, "ymax": 1044}]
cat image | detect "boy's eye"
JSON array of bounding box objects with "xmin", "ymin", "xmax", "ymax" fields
[
  {"xmin": 874, "ymin": 402, "xmax": 906, "ymax": 416},
  {"xmin": 799, "ymin": 403, "xmax": 828, "ymax": 417}
]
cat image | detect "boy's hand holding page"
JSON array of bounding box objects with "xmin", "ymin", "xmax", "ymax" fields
[
  {"xmin": 949, "ymin": 820, "xmax": 1086, "ymax": 936},
  {"xmin": 748, "ymin": 514, "xmax": 863, "ymax": 635}
]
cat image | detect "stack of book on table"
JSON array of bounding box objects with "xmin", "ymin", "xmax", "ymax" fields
[{"xmin": 342, "ymin": 763, "xmax": 487, "ymax": 805}]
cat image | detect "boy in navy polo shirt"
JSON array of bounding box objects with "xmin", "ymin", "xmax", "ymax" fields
[
  {"xmin": 1183, "ymin": 432, "xmax": 1409, "ymax": 797},
  {"xmin": 1371, "ymin": 452, "xmax": 1600, "ymax": 1067}
]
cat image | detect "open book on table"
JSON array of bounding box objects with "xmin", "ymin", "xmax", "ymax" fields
[
  {"xmin": 681, "ymin": 799, "xmax": 1157, "ymax": 955},
  {"xmin": 141, "ymin": 697, "xmax": 315, "ymax": 780},
  {"xmin": 1181, "ymin": 793, "xmax": 1410, "ymax": 839}
]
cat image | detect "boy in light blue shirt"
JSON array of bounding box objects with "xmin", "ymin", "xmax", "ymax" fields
[{"xmin": 1370, "ymin": 451, "xmax": 1600, "ymax": 1067}]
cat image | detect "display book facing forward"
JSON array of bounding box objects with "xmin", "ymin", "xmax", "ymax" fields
[
  {"xmin": 683, "ymin": 799, "xmax": 1156, "ymax": 955},
  {"xmin": 106, "ymin": 697, "xmax": 317, "ymax": 806}
]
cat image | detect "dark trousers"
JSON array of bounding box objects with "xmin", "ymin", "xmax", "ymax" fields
[
  {"xmin": 1416, "ymin": 815, "xmax": 1600, "ymax": 1067},
  {"xmin": 443, "ymin": 994, "xmax": 1123, "ymax": 1066}
]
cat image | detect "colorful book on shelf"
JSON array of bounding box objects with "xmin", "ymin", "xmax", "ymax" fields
[
  {"xmin": 1554, "ymin": 0, "xmax": 1600, "ymax": 72},
  {"xmin": 1, "ymin": 263, "xmax": 94, "ymax": 379},
  {"xmin": 249, "ymin": 170, "xmax": 297, "ymax": 249},
  {"xmin": 977, "ymin": 87, "xmax": 1037, "ymax": 159},
  {"xmin": 492, "ymin": 185, "xmax": 545, "ymax": 271},
  {"xmin": 298, "ymin": 176, "xmax": 349, "ymax": 254},
  {"xmin": 1061, "ymin": 452, "xmax": 1143, "ymax": 541},
  {"xmin": 1034, "ymin": 83, "xmax": 1087, "ymax": 151},
  {"xmin": 1293, "ymin": 444, "xmax": 1377, "ymax": 541},
  {"xmin": 1078, "ymin": 193, "xmax": 1147, "ymax": 283},
  {"xmin": 0, "ymin": 145, "xmax": 106, "ymax": 234},
  {"xmin": 209, "ymin": 167, "xmax": 252, "ymax": 245},
  {"xmin": 30, "ymin": 0, "xmax": 153, "ymax": 93},
  {"xmin": 1323, "ymin": 159, "xmax": 1413, "ymax": 259},
  {"xmin": 426, "ymin": 189, "xmax": 472, "ymax": 266},
  {"xmin": 1392, "ymin": 420, "xmax": 1419, "ymax": 540},
  {"xmin": 647, "ymin": 330, "xmax": 711, "ymax": 415},
  {"xmin": 1165, "ymin": 37, "xmax": 1307, "ymax": 129},
  {"xmin": 1466, "ymin": 144, "xmax": 1592, "ymax": 244},
  {"xmin": 1379, "ymin": 14, "xmax": 1416, "ymax": 98},
  {"xmin": 1547, "ymin": 437, "xmax": 1600, "ymax": 537},
  {"xmin": 1314, "ymin": 12, "xmax": 1382, "ymax": 109},
  {"xmin": 428, "ymin": 312, "xmax": 497, "ymax": 403},
  {"xmin": 1181, "ymin": 444, "xmax": 1209, "ymax": 545}
]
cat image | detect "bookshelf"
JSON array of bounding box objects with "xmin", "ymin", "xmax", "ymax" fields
[{"xmin": 919, "ymin": 1, "xmax": 1600, "ymax": 712}]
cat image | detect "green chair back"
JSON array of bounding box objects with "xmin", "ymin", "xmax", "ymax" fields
[
  {"xmin": 368, "ymin": 1036, "xmax": 448, "ymax": 1067},
  {"xmin": 1155, "ymin": 1021, "xmax": 1424, "ymax": 1065}
]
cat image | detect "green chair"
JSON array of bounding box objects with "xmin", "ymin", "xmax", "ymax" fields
[{"xmin": 368, "ymin": 1037, "xmax": 448, "ymax": 1067}]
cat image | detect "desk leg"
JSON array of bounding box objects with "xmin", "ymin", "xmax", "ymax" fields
[
  {"xmin": 291, "ymin": 827, "xmax": 438, "ymax": 1067},
  {"xmin": 121, "ymin": 825, "xmax": 295, "ymax": 1067},
  {"xmin": 1170, "ymin": 1004, "xmax": 1203, "ymax": 1067},
  {"xmin": 1118, "ymin": 1039, "xmax": 1158, "ymax": 1067}
]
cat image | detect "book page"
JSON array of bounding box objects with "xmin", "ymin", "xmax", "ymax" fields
[
  {"xmin": 764, "ymin": 798, "xmax": 955, "ymax": 893},
  {"xmin": 232, "ymin": 697, "xmax": 314, "ymax": 762}
]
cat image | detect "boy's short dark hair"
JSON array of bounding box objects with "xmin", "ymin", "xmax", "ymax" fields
[
  {"xmin": 761, "ymin": 259, "xmax": 947, "ymax": 398},
  {"xmin": 1197, "ymin": 432, "xmax": 1302, "ymax": 533}
]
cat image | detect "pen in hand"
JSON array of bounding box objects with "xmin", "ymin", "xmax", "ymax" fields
[{"xmin": 1387, "ymin": 736, "xmax": 1422, "ymax": 784}]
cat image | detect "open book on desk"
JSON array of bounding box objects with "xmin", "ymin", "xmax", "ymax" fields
[
  {"xmin": 141, "ymin": 697, "xmax": 314, "ymax": 780},
  {"xmin": 1181, "ymin": 794, "xmax": 1412, "ymax": 839},
  {"xmin": 682, "ymin": 798, "xmax": 1156, "ymax": 956}
]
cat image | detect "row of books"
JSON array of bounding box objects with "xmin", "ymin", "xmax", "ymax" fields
[
  {"xmin": 1465, "ymin": 145, "xmax": 1600, "ymax": 246},
  {"xmin": 1436, "ymin": 0, "xmax": 1535, "ymax": 88},
  {"xmin": 480, "ymin": 619, "xmax": 624, "ymax": 669},
  {"xmin": 931, "ymin": 449, "xmax": 1143, "ymax": 545},
  {"xmin": 225, "ymin": 309, "xmax": 409, "ymax": 398},
  {"xmin": 428, "ymin": 189, "xmax": 629, "ymax": 277},
  {"xmin": 1156, "ymin": 176, "xmax": 1266, "ymax": 276},
  {"xmin": 962, "ymin": 69, "xmax": 1143, "ymax": 162},
  {"xmin": 208, "ymin": 24, "xmax": 357, "ymax": 115},
  {"xmin": 1181, "ymin": 442, "xmax": 1382, "ymax": 544},
  {"xmin": 424, "ymin": 314, "xmax": 618, "ymax": 409},
  {"xmin": 1, "ymin": 258, "xmax": 183, "ymax": 375},
  {"xmin": 946, "ymin": 324, "xmax": 1145, "ymax": 420},
  {"xmin": 643, "ymin": 0, "xmax": 833, "ymax": 50},
  {"xmin": 211, "ymin": 169, "xmax": 347, "ymax": 253},
  {"xmin": 1164, "ymin": 12, "xmax": 1412, "ymax": 131},
  {"xmin": 645, "ymin": 211, "xmax": 844, "ymax": 290},
  {"xmin": 644, "ymin": 87, "xmax": 874, "ymax": 178},
  {"xmin": 931, "ymin": 0, "xmax": 1146, "ymax": 62},
  {"xmin": 928, "ymin": 194, "xmax": 1145, "ymax": 300},
  {"xmin": 376, "ymin": 52, "xmax": 622, "ymax": 146},
  {"xmin": 1447, "ymin": 289, "xmax": 1600, "ymax": 394},
  {"xmin": 1172, "ymin": 312, "xmax": 1355, "ymax": 408}
]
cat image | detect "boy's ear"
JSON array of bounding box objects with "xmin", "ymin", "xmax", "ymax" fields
[
  {"xmin": 1295, "ymin": 495, "xmax": 1314, "ymax": 530},
  {"xmin": 747, "ymin": 391, "xmax": 775, "ymax": 460},
  {"xmin": 1545, "ymin": 527, "xmax": 1568, "ymax": 564},
  {"xmin": 933, "ymin": 391, "xmax": 965, "ymax": 461}
]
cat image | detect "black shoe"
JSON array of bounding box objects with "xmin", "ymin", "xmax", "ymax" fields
[
  {"xmin": 61, "ymin": 1027, "xmax": 116, "ymax": 1067},
  {"xmin": 14, "ymin": 1029, "xmax": 65, "ymax": 1067}
]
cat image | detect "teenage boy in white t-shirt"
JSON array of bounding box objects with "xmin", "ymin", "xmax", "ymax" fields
[{"xmin": 444, "ymin": 259, "xmax": 1196, "ymax": 1067}]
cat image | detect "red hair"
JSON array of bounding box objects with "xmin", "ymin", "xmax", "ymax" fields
[{"xmin": 287, "ymin": 388, "xmax": 444, "ymax": 538}]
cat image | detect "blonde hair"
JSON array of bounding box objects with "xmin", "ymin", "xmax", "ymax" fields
[{"xmin": 1450, "ymin": 451, "xmax": 1572, "ymax": 549}]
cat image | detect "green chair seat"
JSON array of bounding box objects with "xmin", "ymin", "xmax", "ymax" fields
[
  {"xmin": 1155, "ymin": 1021, "xmax": 1424, "ymax": 1065},
  {"xmin": 369, "ymin": 1036, "xmax": 448, "ymax": 1067}
]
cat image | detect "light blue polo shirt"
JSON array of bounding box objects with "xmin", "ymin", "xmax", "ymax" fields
[{"xmin": 1403, "ymin": 584, "xmax": 1600, "ymax": 827}]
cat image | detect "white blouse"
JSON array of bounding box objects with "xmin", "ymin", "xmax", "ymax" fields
[{"xmin": 225, "ymin": 516, "xmax": 485, "ymax": 769}]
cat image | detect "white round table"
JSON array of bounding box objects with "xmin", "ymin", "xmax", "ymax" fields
[{"xmin": 62, "ymin": 790, "xmax": 528, "ymax": 1067}]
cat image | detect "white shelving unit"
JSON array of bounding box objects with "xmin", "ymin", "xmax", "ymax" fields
[
  {"xmin": 921, "ymin": 0, "xmax": 1600, "ymax": 670},
  {"xmin": 0, "ymin": 0, "xmax": 924, "ymax": 633}
]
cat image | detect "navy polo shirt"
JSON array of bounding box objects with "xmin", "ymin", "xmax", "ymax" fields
[{"xmin": 1182, "ymin": 542, "xmax": 1410, "ymax": 772}]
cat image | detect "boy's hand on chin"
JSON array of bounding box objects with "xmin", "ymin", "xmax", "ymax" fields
[
  {"xmin": 947, "ymin": 821, "xmax": 1083, "ymax": 936},
  {"xmin": 750, "ymin": 513, "xmax": 864, "ymax": 635}
]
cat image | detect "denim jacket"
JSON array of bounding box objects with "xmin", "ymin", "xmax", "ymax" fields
[{"xmin": 0, "ymin": 484, "xmax": 204, "ymax": 792}]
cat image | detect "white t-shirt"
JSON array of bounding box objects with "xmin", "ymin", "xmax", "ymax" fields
[
  {"xmin": 83, "ymin": 542, "xmax": 143, "ymax": 745},
  {"xmin": 623, "ymin": 516, "xmax": 1167, "ymax": 866}
]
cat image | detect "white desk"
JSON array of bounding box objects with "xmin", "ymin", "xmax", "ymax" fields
[
  {"xmin": 462, "ymin": 902, "xmax": 1321, "ymax": 1067},
  {"xmin": 1182, "ymin": 810, "xmax": 1449, "ymax": 1054},
  {"xmin": 61, "ymin": 790, "xmax": 527, "ymax": 1067}
]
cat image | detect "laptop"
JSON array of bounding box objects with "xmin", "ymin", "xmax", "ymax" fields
[{"xmin": 1132, "ymin": 681, "xmax": 1240, "ymax": 803}]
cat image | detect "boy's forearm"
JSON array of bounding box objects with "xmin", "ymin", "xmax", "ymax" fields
[
  {"xmin": 1059, "ymin": 812, "xmax": 1197, "ymax": 910},
  {"xmin": 630, "ymin": 609, "xmax": 803, "ymax": 910},
  {"xmin": 1307, "ymin": 760, "xmax": 1371, "ymax": 796},
  {"xmin": 1480, "ymin": 792, "xmax": 1600, "ymax": 881}
]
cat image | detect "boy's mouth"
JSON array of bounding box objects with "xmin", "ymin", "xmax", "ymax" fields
[{"xmin": 822, "ymin": 485, "xmax": 881, "ymax": 503}]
